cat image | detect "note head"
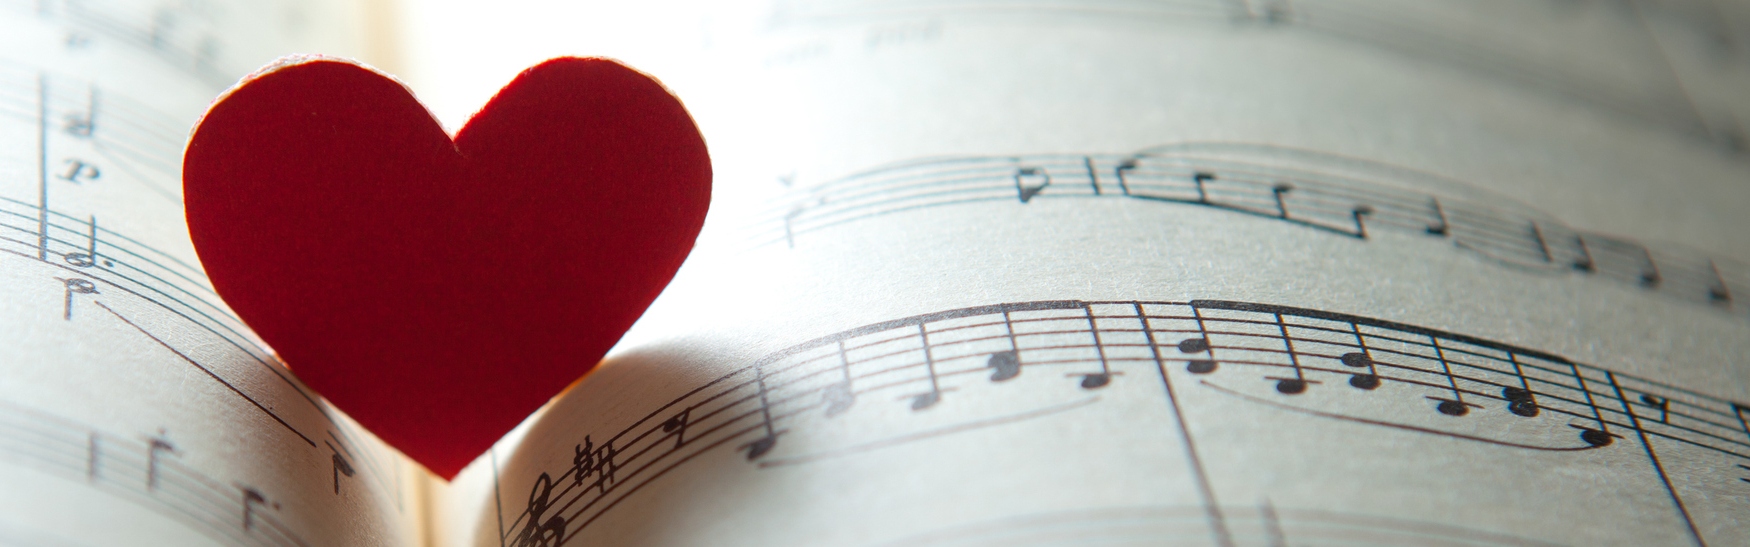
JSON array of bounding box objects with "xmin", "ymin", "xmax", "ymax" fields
[
  {"xmin": 1270, "ymin": 377, "xmax": 1312, "ymax": 395},
  {"xmin": 1432, "ymin": 399, "xmax": 1475, "ymax": 416},
  {"xmin": 1348, "ymin": 374, "xmax": 1380, "ymax": 390},
  {"xmin": 1187, "ymin": 360, "xmax": 1218, "ymax": 374},
  {"xmin": 909, "ymin": 391, "xmax": 941, "ymax": 410},
  {"xmin": 1076, "ymin": 373, "xmax": 1112, "ymax": 389}
]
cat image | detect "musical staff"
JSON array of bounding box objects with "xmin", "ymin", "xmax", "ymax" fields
[
  {"xmin": 768, "ymin": 0, "xmax": 1750, "ymax": 151},
  {"xmin": 9, "ymin": 0, "xmax": 237, "ymax": 87},
  {"xmin": 0, "ymin": 401, "xmax": 309, "ymax": 547},
  {"xmin": 0, "ymin": 64, "xmax": 190, "ymax": 205},
  {"xmin": 507, "ymin": 297, "xmax": 1750, "ymax": 545},
  {"xmin": 756, "ymin": 143, "xmax": 1750, "ymax": 319}
]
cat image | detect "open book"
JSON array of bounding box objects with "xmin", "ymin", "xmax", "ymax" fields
[{"xmin": 3, "ymin": 0, "xmax": 1749, "ymax": 545}]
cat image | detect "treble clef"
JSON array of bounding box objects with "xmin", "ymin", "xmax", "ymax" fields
[{"xmin": 512, "ymin": 473, "xmax": 567, "ymax": 547}]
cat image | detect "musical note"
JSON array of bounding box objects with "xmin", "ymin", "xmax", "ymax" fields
[
  {"xmin": 57, "ymin": 159, "xmax": 100, "ymax": 184},
  {"xmin": 760, "ymin": 145, "xmax": 1750, "ymax": 320},
  {"xmin": 62, "ymin": 215, "xmax": 108, "ymax": 268},
  {"xmin": 663, "ymin": 408, "xmax": 692, "ymax": 447},
  {"xmin": 985, "ymin": 311, "xmax": 1023, "ymax": 382},
  {"xmin": 55, "ymin": 276, "xmax": 97, "ymax": 320},
  {"xmin": 1425, "ymin": 336, "xmax": 1476, "ymax": 416},
  {"xmin": 1572, "ymin": 369, "xmax": 1617, "ymax": 448},
  {"xmin": 1501, "ymin": 352, "xmax": 1540, "ymax": 417},
  {"xmin": 1013, "ymin": 166, "xmax": 1050, "ymax": 203},
  {"xmin": 1077, "ymin": 305, "xmax": 1113, "ymax": 389},
  {"xmin": 1349, "ymin": 205, "xmax": 1373, "ymax": 239},
  {"xmin": 63, "ymin": 86, "xmax": 96, "ymax": 137},
  {"xmin": 823, "ymin": 340, "xmax": 856, "ymax": 416},
  {"xmin": 1425, "ymin": 197, "xmax": 1449, "ymax": 236},
  {"xmin": 1083, "ymin": 156, "xmax": 1102, "ymax": 195},
  {"xmin": 1342, "ymin": 323, "xmax": 1380, "ymax": 390},
  {"xmin": 1267, "ymin": 313, "xmax": 1312, "ymax": 394},
  {"xmin": 326, "ymin": 441, "xmax": 355, "ymax": 495},
  {"xmin": 1192, "ymin": 171, "xmax": 1214, "ymax": 203},
  {"xmin": 1271, "ymin": 183, "xmax": 1293, "ymax": 218},
  {"xmin": 1733, "ymin": 404, "xmax": 1750, "ymax": 443},
  {"xmin": 1114, "ymin": 158, "xmax": 1138, "ymax": 195},
  {"xmin": 241, "ymin": 486, "xmax": 266, "ymax": 531},
  {"xmin": 1641, "ymin": 394, "xmax": 1671, "ymax": 423},
  {"xmin": 1638, "ymin": 245, "xmax": 1662, "ymax": 287},
  {"xmin": 147, "ymin": 429, "xmax": 175, "ymax": 490},
  {"xmin": 507, "ymin": 298, "xmax": 1750, "ymax": 540},
  {"xmin": 1708, "ymin": 260, "xmax": 1732, "ymax": 303},
  {"xmin": 907, "ymin": 324, "xmax": 945, "ymax": 409},
  {"xmin": 86, "ymin": 432, "xmax": 101, "ymax": 481},
  {"xmin": 742, "ymin": 366, "xmax": 781, "ymax": 460},
  {"xmin": 513, "ymin": 473, "xmax": 566, "ymax": 547},
  {"xmin": 1571, "ymin": 234, "xmax": 1596, "ymax": 272}
]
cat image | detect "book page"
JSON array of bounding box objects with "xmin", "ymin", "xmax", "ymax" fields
[
  {"xmin": 411, "ymin": 1, "xmax": 1750, "ymax": 545},
  {"xmin": 0, "ymin": 1, "xmax": 433, "ymax": 545}
]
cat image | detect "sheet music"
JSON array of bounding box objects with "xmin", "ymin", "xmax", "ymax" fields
[
  {"xmin": 0, "ymin": 1, "xmax": 432, "ymax": 545},
  {"xmin": 404, "ymin": 1, "xmax": 1750, "ymax": 546}
]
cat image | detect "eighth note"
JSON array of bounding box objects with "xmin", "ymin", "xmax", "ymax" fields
[{"xmin": 662, "ymin": 409, "xmax": 692, "ymax": 447}]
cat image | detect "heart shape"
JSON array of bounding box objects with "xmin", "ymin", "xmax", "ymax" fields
[{"xmin": 184, "ymin": 56, "xmax": 711, "ymax": 478}]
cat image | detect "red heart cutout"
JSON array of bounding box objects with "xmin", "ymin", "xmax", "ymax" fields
[{"xmin": 184, "ymin": 56, "xmax": 711, "ymax": 478}]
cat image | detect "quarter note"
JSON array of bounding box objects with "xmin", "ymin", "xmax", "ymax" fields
[
  {"xmin": 987, "ymin": 311, "xmax": 1022, "ymax": 382},
  {"xmin": 146, "ymin": 429, "xmax": 175, "ymax": 491},
  {"xmin": 86, "ymin": 432, "xmax": 101, "ymax": 481},
  {"xmin": 1425, "ymin": 336, "xmax": 1476, "ymax": 416},
  {"xmin": 1083, "ymin": 156, "xmax": 1102, "ymax": 195},
  {"xmin": 1707, "ymin": 260, "xmax": 1732, "ymax": 303},
  {"xmin": 1637, "ymin": 245, "xmax": 1661, "ymax": 287},
  {"xmin": 906, "ymin": 324, "xmax": 945, "ymax": 409},
  {"xmin": 1013, "ymin": 166, "xmax": 1050, "ymax": 203},
  {"xmin": 1076, "ymin": 305, "xmax": 1113, "ymax": 389},
  {"xmin": 1271, "ymin": 182, "xmax": 1293, "ymax": 218},
  {"xmin": 1192, "ymin": 171, "xmax": 1214, "ymax": 203},
  {"xmin": 241, "ymin": 486, "xmax": 267, "ymax": 531},
  {"xmin": 742, "ymin": 366, "xmax": 782, "ymax": 460},
  {"xmin": 1425, "ymin": 197, "xmax": 1449, "ymax": 236},
  {"xmin": 1571, "ymin": 234, "xmax": 1596, "ymax": 272},
  {"xmin": 1267, "ymin": 313, "xmax": 1313, "ymax": 394},
  {"xmin": 822, "ymin": 340, "xmax": 855, "ymax": 416},
  {"xmin": 1114, "ymin": 158, "xmax": 1138, "ymax": 195},
  {"xmin": 1350, "ymin": 205, "xmax": 1373, "ymax": 239}
]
